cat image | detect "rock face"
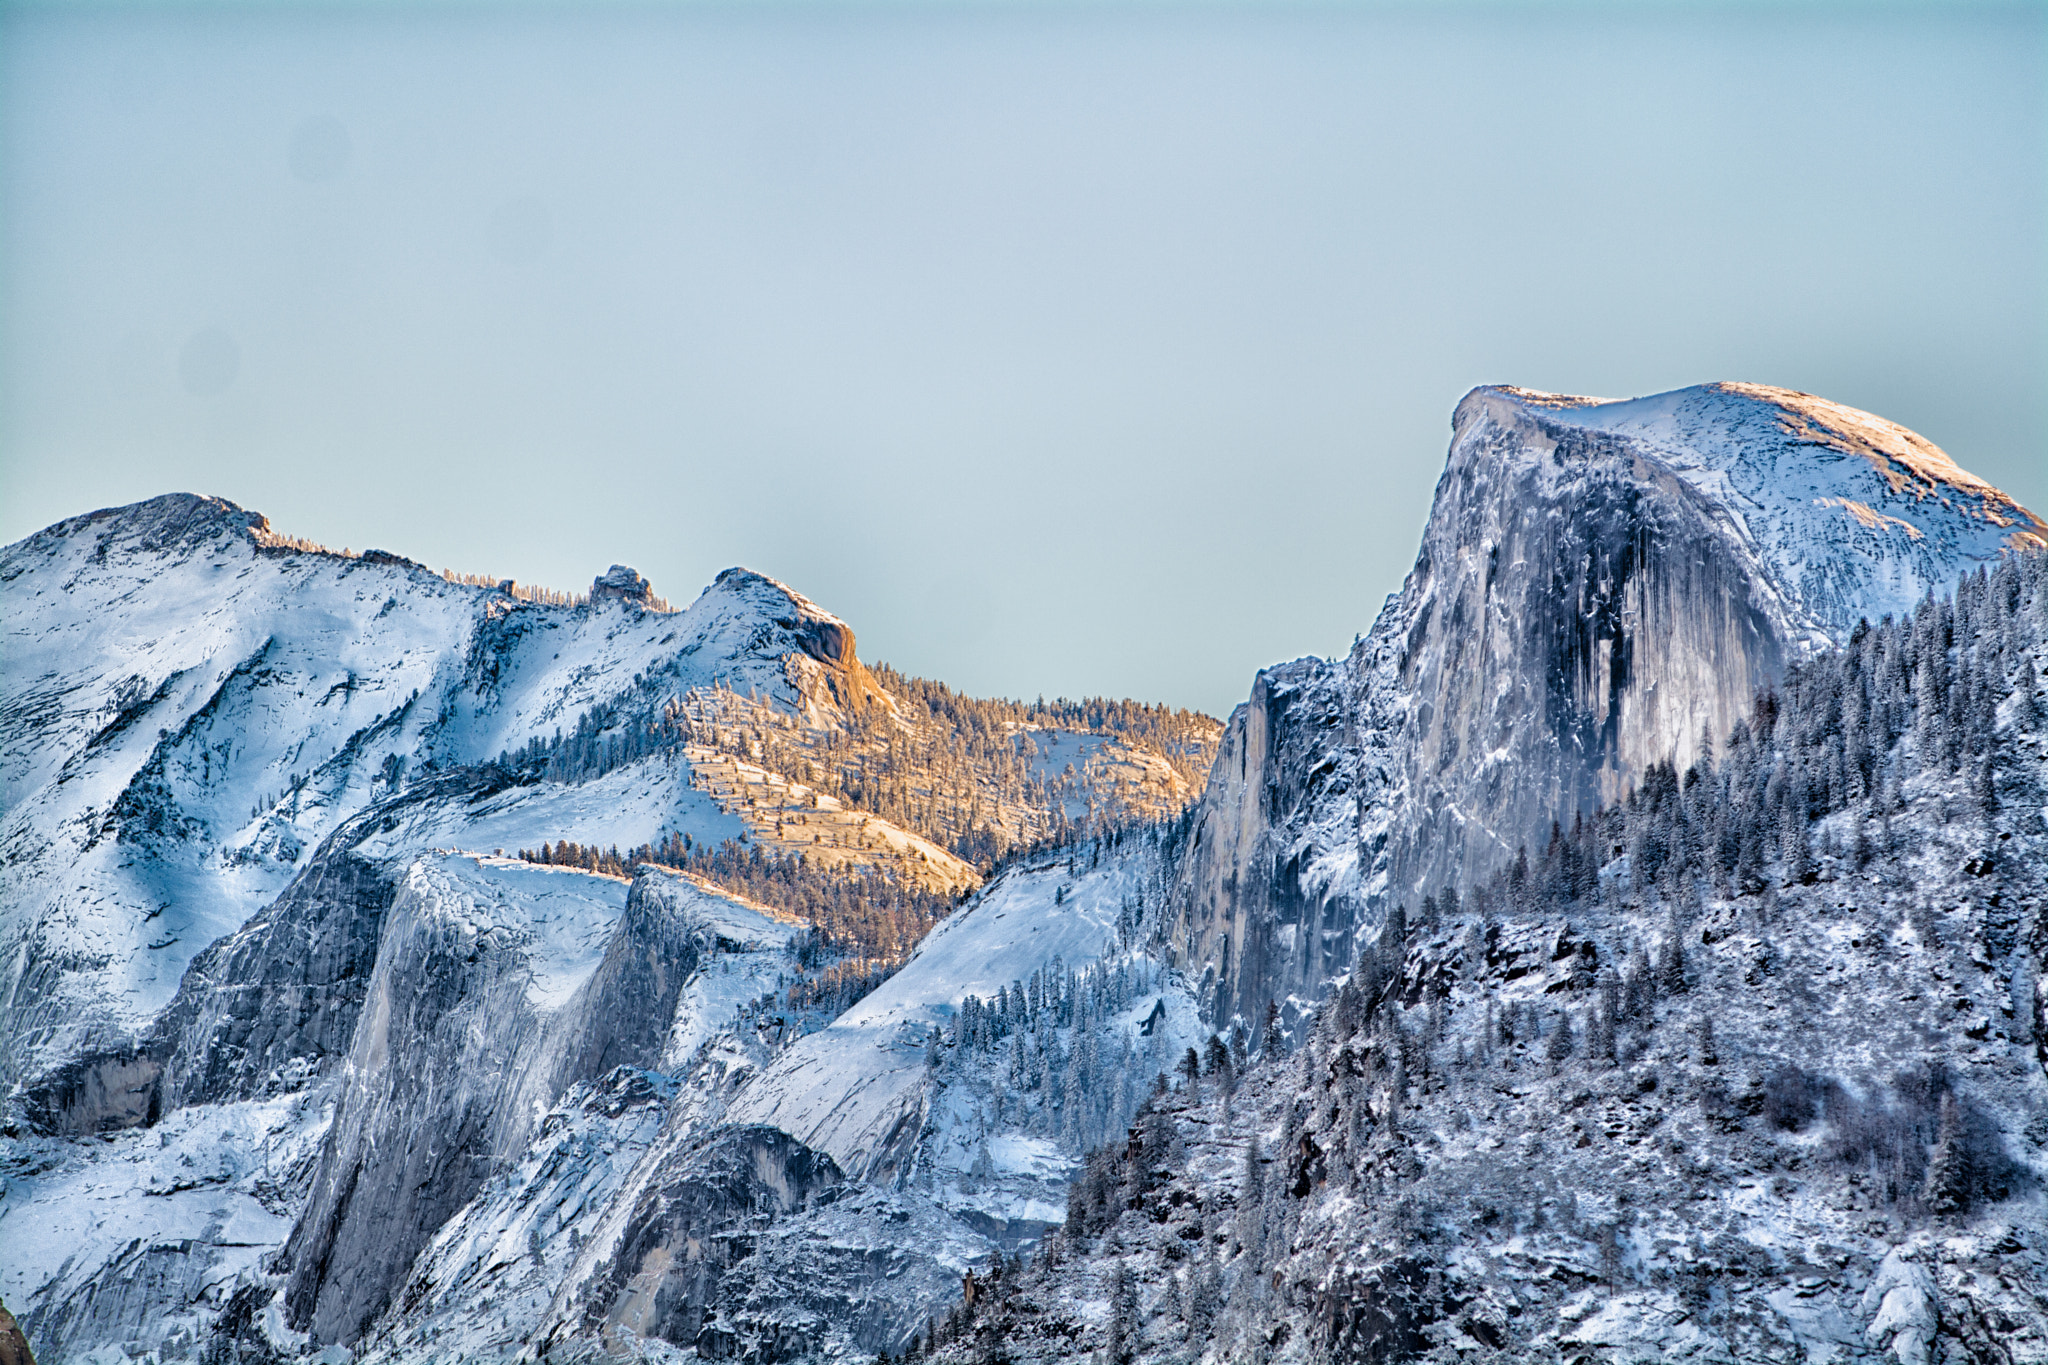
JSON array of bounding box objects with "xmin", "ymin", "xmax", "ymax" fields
[
  {"xmin": 17, "ymin": 832, "xmax": 397, "ymax": 1137},
  {"xmin": 14, "ymin": 769, "xmax": 509, "ymax": 1136},
  {"xmin": 1863, "ymin": 1247, "xmax": 1942, "ymax": 1365},
  {"xmin": 925, "ymin": 551, "xmax": 2048, "ymax": 1365},
  {"xmin": 708, "ymin": 566, "xmax": 883, "ymax": 714},
  {"xmin": 570, "ymin": 1124, "xmax": 843, "ymax": 1347},
  {"xmin": 1382, "ymin": 387, "xmax": 1817, "ymax": 895},
  {"xmin": 278, "ymin": 863, "xmax": 746, "ymax": 1344},
  {"xmin": 1167, "ymin": 383, "xmax": 2047, "ymax": 1032},
  {"xmin": 591, "ymin": 563, "xmax": 654, "ymax": 605},
  {"xmin": 278, "ymin": 859, "xmax": 551, "ymax": 1344},
  {"xmin": 153, "ymin": 840, "xmax": 396, "ymax": 1113},
  {"xmin": 1161, "ymin": 660, "xmax": 1365, "ymax": 1036}
]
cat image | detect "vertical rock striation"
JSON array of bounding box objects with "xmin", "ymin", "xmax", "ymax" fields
[{"xmin": 277, "ymin": 864, "xmax": 744, "ymax": 1344}]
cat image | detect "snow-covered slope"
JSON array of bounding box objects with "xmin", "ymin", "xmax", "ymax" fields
[
  {"xmin": 1, "ymin": 491, "xmax": 1225, "ymax": 1363},
  {"xmin": 0, "ymin": 1089, "xmax": 329, "ymax": 1363},
  {"xmin": 0, "ymin": 849, "xmax": 644, "ymax": 1361},
  {"xmin": 318, "ymin": 853, "xmax": 1011, "ymax": 1363},
  {"xmin": 0, "ymin": 493, "xmax": 872, "ymax": 1094},
  {"xmin": 730, "ymin": 841, "xmax": 1206, "ymax": 1228},
  {"xmin": 1510, "ymin": 381, "xmax": 2047, "ymax": 635},
  {"xmin": 277, "ymin": 859, "xmax": 799, "ymax": 1345},
  {"xmin": 1166, "ymin": 383, "xmax": 2046, "ymax": 1033}
]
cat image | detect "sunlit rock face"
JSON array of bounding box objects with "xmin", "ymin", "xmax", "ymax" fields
[{"xmin": 1168, "ymin": 383, "xmax": 2046, "ymax": 1033}]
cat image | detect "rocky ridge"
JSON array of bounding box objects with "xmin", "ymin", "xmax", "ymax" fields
[{"xmin": 0, "ymin": 496, "xmax": 1216, "ymax": 1363}]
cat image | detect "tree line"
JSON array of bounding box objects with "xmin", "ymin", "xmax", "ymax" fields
[
  {"xmin": 492, "ymin": 661, "xmax": 1221, "ymax": 879},
  {"xmin": 519, "ymin": 832, "xmax": 954, "ymax": 970}
]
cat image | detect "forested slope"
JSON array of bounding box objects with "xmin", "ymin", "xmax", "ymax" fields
[{"xmin": 919, "ymin": 552, "xmax": 2048, "ymax": 1365}]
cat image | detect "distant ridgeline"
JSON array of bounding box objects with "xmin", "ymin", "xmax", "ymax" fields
[
  {"xmin": 496, "ymin": 649, "xmax": 1217, "ymax": 1010},
  {"xmin": 498, "ymin": 666, "xmax": 1217, "ymax": 877}
]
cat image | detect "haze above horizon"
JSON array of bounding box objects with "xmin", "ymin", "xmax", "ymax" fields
[{"xmin": 2, "ymin": 2, "xmax": 2042, "ymax": 717}]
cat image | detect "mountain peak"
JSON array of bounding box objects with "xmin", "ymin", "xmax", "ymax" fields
[
  {"xmin": 706, "ymin": 566, "xmax": 848, "ymax": 627},
  {"xmin": 1479, "ymin": 381, "xmax": 2042, "ymax": 536},
  {"xmin": 591, "ymin": 563, "xmax": 654, "ymax": 605},
  {"xmin": 1454, "ymin": 381, "xmax": 2046, "ymax": 639},
  {"xmin": 5, "ymin": 491, "xmax": 267, "ymax": 564},
  {"xmin": 687, "ymin": 566, "xmax": 874, "ymax": 710}
]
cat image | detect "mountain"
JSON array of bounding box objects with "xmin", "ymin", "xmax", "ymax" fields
[
  {"xmin": 1163, "ymin": 382, "xmax": 2048, "ymax": 1035},
  {"xmin": 0, "ymin": 495, "xmax": 1217, "ymax": 1361},
  {"xmin": 920, "ymin": 550, "xmax": 2048, "ymax": 1365},
  {"xmin": 2, "ymin": 379, "xmax": 2043, "ymax": 1365},
  {"xmin": 0, "ymin": 497, "xmax": 846, "ymax": 1094},
  {"xmin": 0, "ymin": 493, "xmax": 1218, "ymax": 1108}
]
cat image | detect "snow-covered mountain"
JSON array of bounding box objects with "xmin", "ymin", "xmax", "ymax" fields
[
  {"xmin": 2, "ymin": 378, "xmax": 2042, "ymax": 1365},
  {"xmin": 728, "ymin": 839, "xmax": 1207, "ymax": 1218},
  {"xmin": 918, "ymin": 548, "xmax": 2048, "ymax": 1365},
  {"xmin": 1164, "ymin": 383, "xmax": 2047, "ymax": 1033},
  {"xmin": 0, "ymin": 494, "xmax": 860, "ymax": 1097},
  {"xmin": 0, "ymin": 494, "xmax": 1217, "ymax": 1361},
  {"xmin": 0, "ymin": 493, "xmax": 1214, "ymax": 1112}
]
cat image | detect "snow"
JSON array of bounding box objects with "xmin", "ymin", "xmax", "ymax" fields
[
  {"xmin": 1014, "ymin": 730, "xmax": 1112, "ymax": 818},
  {"xmin": 0, "ymin": 1087, "xmax": 333, "ymax": 1357},
  {"xmin": 7, "ymin": 395, "xmax": 2039, "ymax": 1364},
  {"xmin": 727, "ymin": 857, "xmax": 1137, "ymax": 1175},
  {"xmin": 1478, "ymin": 382, "xmax": 2047, "ymax": 636},
  {"xmin": 359, "ymin": 1068, "xmax": 677, "ymax": 1365},
  {"xmin": 724, "ymin": 845, "xmax": 1210, "ymax": 1246},
  {"xmin": 638, "ymin": 867, "xmax": 801, "ymax": 1070},
  {"xmin": 0, "ymin": 496, "xmax": 854, "ymax": 1084},
  {"xmin": 349, "ymin": 760, "xmax": 744, "ymax": 873},
  {"xmin": 410, "ymin": 855, "xmax": 630, "ymax": 1011},
  {"xmin": 1861, "ymin": 1247, "xmax": 1942, "ymax": 1365}
]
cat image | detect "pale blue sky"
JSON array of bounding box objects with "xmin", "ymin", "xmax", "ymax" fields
[{"xmin": 3, "ymin": 2, "xmax": 2043, "ymax": 716}]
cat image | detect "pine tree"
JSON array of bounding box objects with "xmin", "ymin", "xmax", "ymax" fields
[
  {"xmin": 1108, "ymin": 1261, "xmax": 1138, "ymax": 1364},
  {"xmin": 1545, "ymin": 1013, "xmax": 1574, "ymax": 1064},
  {"xmin": 1661, "ymin": 932, "xmax": 1689, "ymax": 996},
  {"xmin": 1204, "ymin": 1034, "xmax": 1231, "ymax": 1079},
  {"xmin": 1781, "ymin": 816, "xmax": 1815, "ymax": 886},
  {"xmin": 1923, "ymin": 1093, "xmax": 1968, "ymax": 1214},
  {"xmin": 1188, "ymin": 1260, "xmax": 1224, "ymax": 1342},
  {"xmin": 1592, "ymin": 974, "xmax": 1619, "ymax": 1065}
]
